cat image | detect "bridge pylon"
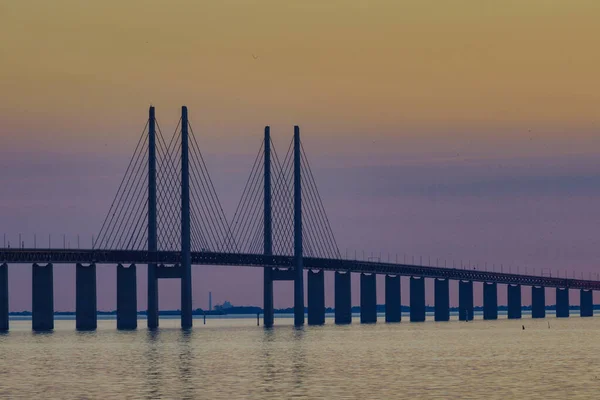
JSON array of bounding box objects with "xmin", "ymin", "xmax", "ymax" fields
[
  {"xmin": 147, "ymin": 105, "xmax": 159, "ymax": 329},
  {"xmin": 293, "ymin": 126, "xmax": 305, "ymax": 326},
  {"xmin": 263, "ymin": 126, "xmax": 274, "ymax": 327},
  {"xmin": 180, "ymin": 106, "xmax": 193, "ymax": 329}
]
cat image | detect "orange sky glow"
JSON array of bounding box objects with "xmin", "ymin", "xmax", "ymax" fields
[
  {"xmin": 1, "ymin": 1, "xmax": 600, "ymax": 310},
  {"xmin": 1, "ymin": 0, "xmax": 599, "ymax": 157}
]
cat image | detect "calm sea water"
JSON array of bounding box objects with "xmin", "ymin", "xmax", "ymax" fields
[{"xmin": 1, "ymin": 314, "xmax": 600, "ymax": 399}]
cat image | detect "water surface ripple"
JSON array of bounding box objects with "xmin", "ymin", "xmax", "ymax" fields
[{"xmin": 1, "ymin": 316, "xmax": 599, "ymax": 399}]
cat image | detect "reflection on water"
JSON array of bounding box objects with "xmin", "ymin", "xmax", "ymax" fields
[{"xmin": 2, "ymin": 316, "xmax": 600, "ymax": 399}]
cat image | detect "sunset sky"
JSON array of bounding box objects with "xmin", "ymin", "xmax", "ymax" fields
[{"xmin": 1, "ymin": 1, "xmax": 600, "ymax": 311}]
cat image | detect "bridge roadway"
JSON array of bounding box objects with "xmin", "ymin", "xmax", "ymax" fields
[{"xmin": 2, "ymin": 248, "xmax": 599, "ymax": 290}]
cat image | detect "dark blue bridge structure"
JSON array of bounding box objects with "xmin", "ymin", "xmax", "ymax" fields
[{"xmin": 1, "ymin": 106, "xmax": 597, "ymax": 331}]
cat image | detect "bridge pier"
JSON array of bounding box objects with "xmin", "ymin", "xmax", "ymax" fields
[
  {"xmin": 556, "ymin": 287, "xmax": 569, "ymax": 318},
  {"xmin": 308, "ymin": 270, "xmax": 325, "ymax": 325},
  {"xmin": 410, "ymin": 276, "xmax": 426, "ymax": 322},
  {"xmin": 263, "ymin": 268, "xmax": 274, "ymax": 328},
  {"xmin": 531, "ymin": 286, "xmax": 545, "ymax": 318},
  {"xmin": 117, "ymin": 264, "xmax": 137, "ymax": 330},
  {"xmin": 147, "ymin": 270, "xmax": 158, "ymax": 329},
  {"xmin": 507, "ymin": 284, "xmax": 522, "ymax": 319},
  {"xmin": 434, "ymin": 278, "xmax": 449, "ymax": 321},
  {"xmin": 385, "ymin": 275, "xmax": 401, "ymax": 323},
  {"xmin": 360, "ymin": 273, "xmax": 377, "ymax": 323},
  {"xmin": 459, "ymin": 280, "xmax": 473, "ymax": 321},
  {"xmin": 335, "ymin": 272, "xmax": 352, "ymax": 324},
  {"xmin": 580, "ymin": 289, "xmax": 593, "ymax": 317},
  {"xmin": 483, "ymin": 282, "xmax": 498, "ymax": 320},
  {"xmin": 0, "ymin": 263, "xmax": 7, "ymax": 331},
  {"xmin": 76, "ymin": 263, "xmax": 97, "ymax": 331},
  {"xmin": 32, "ymin": 263, "xmax": 54, "ymax": 331}
]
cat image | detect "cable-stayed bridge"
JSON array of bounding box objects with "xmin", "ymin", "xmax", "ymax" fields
[{"xmin": 1, "ymin": 106, "xmax": 598, "ymax": 331}]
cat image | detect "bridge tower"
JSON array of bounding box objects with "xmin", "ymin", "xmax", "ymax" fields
[
  {"xmin": 263, "ymin": 126, "xmax": 274, "ymax": 328},
  {"xmin": 181, "ymin": 106, "xmax": 193, "ymax": 329},
  {"xmin": 293, "ymin": 126, "xmax": 305, "ymax": 326},
  {"xmin": 145, "ymin": 105, "xmax": 193, "ymax": 329},
  {"xmin": 147, "ymin": 106, "xmax": 159, "ymax": 329}
]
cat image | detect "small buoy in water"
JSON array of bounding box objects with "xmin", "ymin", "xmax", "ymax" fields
[{"xmin": 522, "ymin": 325, "xmax": 525, "ymax": 330}]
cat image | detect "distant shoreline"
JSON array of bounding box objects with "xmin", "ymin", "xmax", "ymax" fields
[
  {"xmin": 8, "ymin": 304, "xmax": 595, "ymax": 317},
  {"xmin": 6, "ymin": 309, "xmax": 583, "ymax": 321}
]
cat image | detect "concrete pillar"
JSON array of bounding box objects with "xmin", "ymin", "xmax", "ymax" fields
[
  {"xmin": 531, "ymin": 286, "xmax": 545, "ymax": 318},
  {"xmin": 76, "ymin": 263, "xmax": 97, "ymax": 331},
  {"xmin": 32, "ymin": 263, "xmax": 53, "ymax": 331},
  {"xmin": 360, "ymin": 273, "xmax": 377, "ymax": 323},
  {"xmin": 385, "ymin": 275, "xmax": 401, "ymax": 323},
  {"xmin": 263, "ymin": 126, "xmax": 274, "ymax": 328},
  {"xmin": 580, "ymin": 289, "xmax": 593, "ymax": 317},
  {"xmin": 180, "ymin": 105, "xmax": 193, "ymax": 329},
  {"xmin": 434, "ymin": 278, "xmax": 449, "ymax": 322},
  {"xmin": 117, "ymin": 264, "xmax": 137, "ymax": 330},
  {"xmin": 483, "ymin": 282, "xmax": 498, "ymax": 320},
  {"xmin": 459, "ymin": 280, "xmax": 473, "ymax": 321},
  {"xmin": 147, "ymin": 105, "xmax": 159, "ymax": 329},
  {"xmin": 308, "ymin": 270, "xmax": 325, "ymax": 325},
  {"xmin": 335, "ymin": 272, "xmax": 352, "ymax": 324},
  {"xmin": 556, "ymin": 287, "xmax": 569, "ymax": 318},
  {"xmin": 507, "ymin": 284, "xmax": 522, "ymax": 319},
  {"xmin": 0, "ymin": 263, "xmax": 7, "ymax": 331},
  {"xmin": 293, "ymin": 126, "xmax": 304, "ymax": 326},
  {"xmin": 263, "ymin": 267, "xmax": 274, "ymax": 327},
  {"xmin": 410, "ymin": 277, "xmax": 426, "ymax": 322}
]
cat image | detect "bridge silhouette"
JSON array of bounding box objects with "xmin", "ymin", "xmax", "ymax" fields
[{"xmin": 1, "ymin": 106, "xmax": 597, "ymax": 331}]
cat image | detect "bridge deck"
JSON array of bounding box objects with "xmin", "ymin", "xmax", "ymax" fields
[{"xmin": 1, "ymin": 249, "xmax": 598, "ymax": 290}]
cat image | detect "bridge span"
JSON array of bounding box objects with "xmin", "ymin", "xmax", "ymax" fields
[
  {"xmin": 1, "ymin": 106, "xmax": 596, "ymax": 331},
  {"xmin": 1, "ymin": 247, "xmax": 597, "ymax": 331},
  {"xmin": 1, "ymin": 248, "xmax": 598, "ymax": 290}
]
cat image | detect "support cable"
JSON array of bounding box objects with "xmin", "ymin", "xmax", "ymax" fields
[
  {"xmin": 106, "ymin": 137, "xmax": 149, "ymax": 249},
  {"xmin": 97, "ymin": 129, "xmax": 148, "ymax": 249},
  {"xmin": 227, "ymin": 141, "xmax": 264, "ymax": 251},
  {"xmin": 271, "ymin": 140, "xmax": 293, "ymax": 255},
  {"xmin": 189, "ymin": 122, "xmax": 234, "ymax": 252},
  {"xmin": 95, "ymin": 120, "xmax": 148, "ymax": 249},
  {"xmin": 301, "ymin": 143, "xmax": 342, "ymax": 259},
  {"xmin": 300, "ymin": 152, "xmax": 334, "ymax": 258}
]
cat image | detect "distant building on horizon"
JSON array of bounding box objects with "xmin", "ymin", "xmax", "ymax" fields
[{"xmin": 214, "ymin": 301, "xmax": 233, "ymax": 311}]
